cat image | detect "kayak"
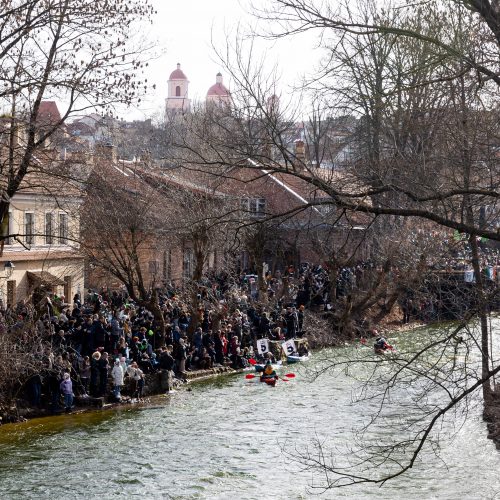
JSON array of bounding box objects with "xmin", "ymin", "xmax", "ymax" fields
[
  {"xmin": 374, "ymin": 347, "xmax": 395, "ymax": 355},
  {"xmin": 287, "ymin": 355, "xmax": 309, "ymax": 364},
  {"xmin": 260, "ymin": 376, "xmax": 277, "ymax": 387}
]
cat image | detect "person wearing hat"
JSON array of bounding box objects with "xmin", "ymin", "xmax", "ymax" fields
[
  {"xmin": 260, "ymin": 360, "xmax": 277, "ymax": 383},
  {"xmin": 139, "ymin": 338, "xmax": 153, "ymax": 357}
]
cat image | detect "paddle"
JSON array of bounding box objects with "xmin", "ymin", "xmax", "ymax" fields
[
  {"xmin": 248, "ymin": 358, "xmax": 257, "ymax": 365},
  {"xmin": 245, "ymin": 372, "xmax": 296, "ymax": 380}
]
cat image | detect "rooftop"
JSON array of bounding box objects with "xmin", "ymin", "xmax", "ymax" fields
[{"xmin": 169, "ymin": 63, "xmax": 188, "ymax": 81}]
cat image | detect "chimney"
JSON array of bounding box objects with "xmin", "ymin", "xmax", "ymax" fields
[
  {"xmin": 294, "ymin": 140, "xmax": 306, "ymax": 163},
  {"xmin": 95, "ymin": 141, "xmax": 117, "ymax": 163}
]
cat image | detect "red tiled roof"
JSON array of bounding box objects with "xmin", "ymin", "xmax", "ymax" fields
[{"xmin": 37, "ymin": 101, "xmax": 62, "ymax": 124}]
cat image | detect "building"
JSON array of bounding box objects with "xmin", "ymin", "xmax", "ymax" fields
[
  {"xmin": 82, "ymin": 158, "xmax": 228, "ymax": 292},
  {"xmin": 0, "ymin": 161, "xmax": 85, "ymax": 308},
  {"xmin": 165, "ymin": 63, "xmax": 191, "ymax": 113},
  {"xmin": 0, "ymin": 101, "xmax": 89, "ymax": 309},
  {"xmin": 206, "ymin": 72, "xmax": 231, "ymax": 106}
]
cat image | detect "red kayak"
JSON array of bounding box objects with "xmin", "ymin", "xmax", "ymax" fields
[{"xmin": 260, "ymin": 376, "xmax": 277, "ymax": 387}]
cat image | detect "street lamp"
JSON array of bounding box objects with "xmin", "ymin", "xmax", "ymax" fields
[{"xmin": 3, "ymin": 261, "xmax": 14, "ymax": 278}]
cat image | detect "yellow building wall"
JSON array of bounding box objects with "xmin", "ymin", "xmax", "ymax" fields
[{"xmin": 0, "ymin": 191, "xmax": 84, "ymax": 307}]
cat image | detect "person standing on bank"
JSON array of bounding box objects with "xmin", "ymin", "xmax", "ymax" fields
[
  {"xmin": 60, "ymin": 372, "xmax": 74, "ymax": 412},
  {"xmin": 111, "ymin": 359, "xmax": 124, "ymax": 401}
]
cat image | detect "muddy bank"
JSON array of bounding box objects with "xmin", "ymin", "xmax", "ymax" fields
[
  {"xmin": 305, "ymin": 306, "xmax": 426, "ymax": 349},
  {"xmin": 484, "ymin": 386, "xmax": 500, "ymax": 450}
]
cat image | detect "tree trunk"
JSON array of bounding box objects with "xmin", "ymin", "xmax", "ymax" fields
[{"xmin": 469, "ymin": 234, "xmax": 492, "ymax": 401}]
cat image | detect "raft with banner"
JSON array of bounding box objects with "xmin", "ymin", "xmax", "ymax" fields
[
  {"xmin": 286, "ymin": 354, "xmax": 310, "ymax": 364},
  {"xmin": 281, "ymin": 338, "xmax": 310, "ymax": 364}
]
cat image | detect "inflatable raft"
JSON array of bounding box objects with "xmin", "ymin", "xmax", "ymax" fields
[{"xmin": 286, "ymin": 354, "xmax": 310, "ymax": 364}]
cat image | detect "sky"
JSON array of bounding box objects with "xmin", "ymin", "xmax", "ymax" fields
[{"xmin": 124, "ymin": 0, "xmax": 322, "ymax": 121}]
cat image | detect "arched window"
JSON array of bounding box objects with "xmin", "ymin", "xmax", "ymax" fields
[{"xmin": 175, "ymin": 86, "xmax": 181, "ymax": 97}]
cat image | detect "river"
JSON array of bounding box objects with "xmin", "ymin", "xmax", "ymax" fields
[{"xmin": 1, "ymin": 322, "xmax": 500, "ymax": 500}]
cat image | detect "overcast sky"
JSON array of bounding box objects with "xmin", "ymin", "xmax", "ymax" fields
[{"xmin": 124, "ymin": 0, "xmax": 321, "ymax": 121}]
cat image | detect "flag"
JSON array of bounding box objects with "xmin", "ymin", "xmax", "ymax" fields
[
  {"xmin": 282, "ymin": 339, "xmax": 296, "ymax": 355},
  {"xmin": 256, "ymin": 338, "xmax": 269, "ymax": 354}
]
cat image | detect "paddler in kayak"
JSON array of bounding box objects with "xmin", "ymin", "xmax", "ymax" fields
[
  {"xmin": 260, "ymin": 360, "xmax": 278, "ymax": 384},
  {"xmin": 374, "ymin": 336, "xmax": 391, "ymax": 354}
]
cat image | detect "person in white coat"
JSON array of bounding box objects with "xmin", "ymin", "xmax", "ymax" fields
[{"xmin": 111, "ymin": 359, "xmax": 124, "ymax": 400}]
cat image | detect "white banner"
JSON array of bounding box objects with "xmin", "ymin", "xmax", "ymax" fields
[
  {"xmin": 256, "ymin": 338, "xmax": 269, "ymax": 354},
  {"xmin": 282, "ymin": 340, "xmax": 296, "ymax": 355}
]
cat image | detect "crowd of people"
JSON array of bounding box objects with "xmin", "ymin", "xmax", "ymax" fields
[
  {"xmin": 16, "ymin": 246, "xmax": 500, "ymax": 413},
  {"xmin": 20, "ymin": 269, "xmax": 318, "ymax": 413}
]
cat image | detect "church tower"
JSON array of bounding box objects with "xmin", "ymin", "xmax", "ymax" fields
[
  {"xmin": 206, "ymin": 72, "xmax": 231, "ymax": 106},
  {"xmin": 166, "ymin": 63, "xmax": 190, "ymax": 113}
]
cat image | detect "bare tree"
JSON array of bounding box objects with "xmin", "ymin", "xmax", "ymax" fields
[
  {"xmin": 158, "ymin": 0, "xmax": 500, "ymax": 488},
  {"xmin": 0, "ymin": 0, "xmax": 154, "ymax": 250},
  {"xmin": 81, "ymin": 158, "xmax": 168, "ymax": 343}
]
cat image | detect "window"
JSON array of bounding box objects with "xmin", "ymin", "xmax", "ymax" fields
[
  {"xmin": 3, "ymin": 211, "xmax": 12, "ymax": 245},
  {"xmin": 163, "ymin": 249, "xmax": 171, "ymax": 280},
  {"xmin": 149, "ymin": 260, "xmax": 160, "ymax": 274},
  {"xmin": 45, "ymin": 213, "xmax": 54, "ymax": 245},
  {"xmin": 175, "ymin": 85, "xmax": 181, "ymax": 97},
  {"xmin": 183, "ymin": 248, "xmax": 193, "ymax": 279},
  {"xmin": 241, "ymin": 197, "xmax": 266, "ymax": 218},
  {"xmin": 58, "ymin": 213, "xmax": 68, "ymax": 244},
  {"xmin": 251, "ymin": 198, "xmax": 266, "ymax": 216},
  {"xmin": 7, "ymin": 280, "xmax": 16, "ymax": 307},
  {"xmin": 25, "ymin": 212, "xmax": 34, "ymax": 245},
  {"xmin": 64, "ymin": 276, "xmax": 72, "ymax": 303}
]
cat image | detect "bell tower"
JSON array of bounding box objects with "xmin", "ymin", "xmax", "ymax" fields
[{"xmin": 166, "ymin": 63, "xmax": 190, "ymax": 113}]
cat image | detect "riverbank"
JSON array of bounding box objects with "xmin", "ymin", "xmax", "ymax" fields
[
  {"xmin": 0, "ymin": 365, "xmax": 244, "ymax": 425},
  {"xmin": 305, "ymin": 305, "xmax": 427, "ymax": 349},
  {"xmin": 1, "ymin": 339, "xmax": 499, "ymax": 500},
  {"xmin": 0, "ymin": 313, "xmax": 477, "ymax": 426}
]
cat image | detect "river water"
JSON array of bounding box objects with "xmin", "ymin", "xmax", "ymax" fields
[{"xmin": 1, "ymin": 323, "xmax": 500, "ymax": 500}]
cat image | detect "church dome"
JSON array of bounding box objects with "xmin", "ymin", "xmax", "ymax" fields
[
  {"xmin": 207, "ymin": 83, "xmax": 230, "ymax": 96},
  {"xmin": 207, "ymin": 73, "xmax": 230, "ymax": 97},
  {"xmin": 169, "ymin": 63, "xmax": 187, "ymax": 80}
]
